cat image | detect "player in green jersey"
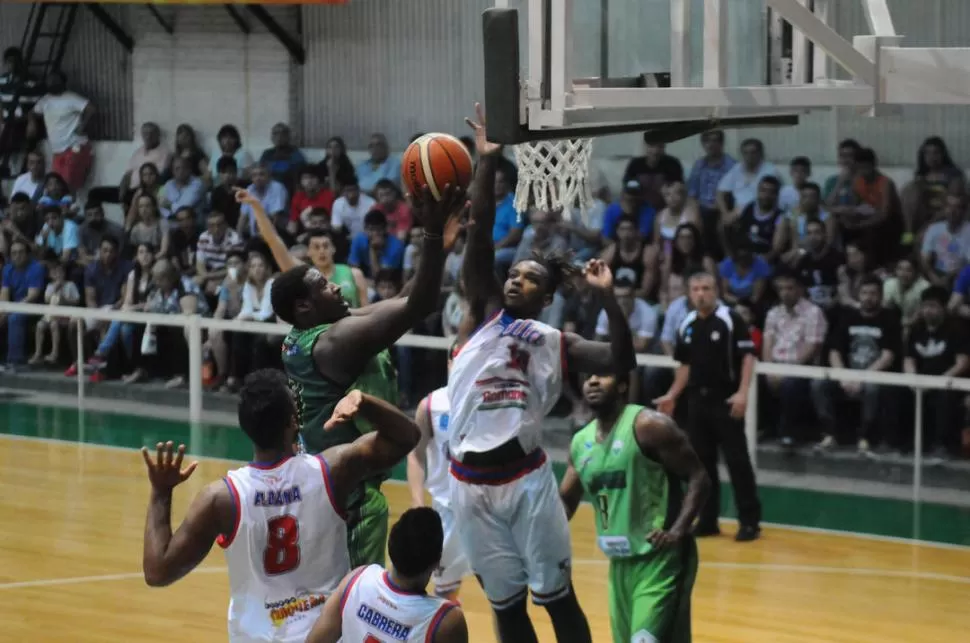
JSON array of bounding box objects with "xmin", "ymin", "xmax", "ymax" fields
[
  {"xmin": 560, "ymin": 372, "xmax": 711, "ymax": 643},
  {"xmin": 235, "ymin": 185, "xmax": 465, "ymax": 568}
]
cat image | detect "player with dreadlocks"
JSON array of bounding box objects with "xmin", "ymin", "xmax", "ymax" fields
[{"xmin": 445, "ymin": 103, "xmax": 637, "ymax": 643}]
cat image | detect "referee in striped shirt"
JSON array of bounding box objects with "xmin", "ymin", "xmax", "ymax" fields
[{"xmin": 654, "ymin": 270, "xmax": 762, "ymax": 542}]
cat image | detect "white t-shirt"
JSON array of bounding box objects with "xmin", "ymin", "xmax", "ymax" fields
[
  {"xmin": 330, "ymin": 194, "xmax": 376, "ymax": 237},
  {"xmin": 596, "ymin": 298, "xmax": 658, "ymax": 339},
  {"xmin": 717, "ymin": 161, "xmax": 780, "ymax": 211},
  {"xmin": 11, "ymin": 172, "xmax": 43, "ymax": 200},
  {"xmin": 33, "ymin": 92, "xmax": 90, "ymax": 153}
]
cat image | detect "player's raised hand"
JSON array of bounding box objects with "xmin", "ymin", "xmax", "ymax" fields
[
  {"xmin": 410, "ymin": 184, "xmax": 467, "ymax": 237},
  {"xmin": 583, "ymin": 259, "xmax": 614, "ymax": 292},
  {"xmin": 233, "ymin": 187, "xmax": 260, "ymax": 206},
  {"xmin": 141, "ymin": 441, "xmax": 198, "ymax": 491},
  {"xmin": 325, "ymin": 390, "xmax": 365, "ymax": 431},
  {"xmin": 464, "ymin": 102, "xmax": 502, "ymax": 157}
]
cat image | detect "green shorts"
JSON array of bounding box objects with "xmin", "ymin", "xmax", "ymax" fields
[
  {"xmin": 607, "ymin": 538, "xmax": 698, "ymax": 643},
  {"xmin": 346, "ymin": 481, "xmax": 389, "ymax": 568}
]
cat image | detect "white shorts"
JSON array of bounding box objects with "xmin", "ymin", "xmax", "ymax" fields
[
  {"xmin": 449, "ymin": 451, "xmax": 573, "ymax": 609},
  {"xmin": 431, "ymin": 501, "xmax": 470, "ymax": 596}
]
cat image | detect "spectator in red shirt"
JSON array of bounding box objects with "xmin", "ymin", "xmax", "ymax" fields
[
  {"xmin": 374, "ymin": 178, "xmax": 413, "ymax": 241},
  {"xmin": 288, "ymin": 166, "xmax": 334, "ymax": 235}
]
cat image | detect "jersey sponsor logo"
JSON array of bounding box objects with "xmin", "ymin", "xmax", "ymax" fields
[
  {"xmin": 356, "ymin": 603, "xmax": 412, "ymax": 641},
  {"xmin": 632, "ymin": 629, "xmax": 659, "ymax": 643},
  {"xmin": 588, "ymin": 470, "xmax": 627, "ymax": 494},
  {"xmin": 437, "ymin": 413, "xmax": 449, "ymax": 431},
  {"xmin": 499, "ymin": 319, "xmax": 546, "ymax": 346},
  {"xmin": 283, "ymin": 340, "xmax": 302, "ymax": 356},
  {"xmin": 711, "ymin": 330, "xmax": 720, "ymax": 341},
  {"xmin": 254, "ymin": 485, "xmax": 303, "ymax": 507},
  {"xmin": 610, "ymin": 439, "xmax": 624, "ymax": 455},
  {"xmin": 265, "ymin": 592, "xmax": 326, "ymax": 626},
  {"xmin": 597, "ymin": 535, "xmax": 632, "ymax": 557},
  {"xmin": 480, "ymin": 387, "xmax": 528, "ymax": 410}
]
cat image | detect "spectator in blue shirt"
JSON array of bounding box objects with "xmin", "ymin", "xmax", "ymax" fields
[
  {"xmin": 258, "ymin": 122, "xmax": 306, "ymax": 189},
  {"xmin": 601, "ymin": 180, "xmax": 657, "ymax": 240},
  {"xmin": 492, "ymin": 166, "xmax": 525, "ymax": 276},
  {"xmin": 0, "ymin": 239, "xmax": 46, "ymax": 369},
  {"xmin": 240, "ymin": 164, "xmax": 289, "ymax": 239},
  {"xmin": 348, "ymin": 209, "xmax": 405, "ymax": 288},
  {"xmin": 719, "ymin": 238, "xmax": 772, "ymax": 308},
  {"xmin": 687, "ymin": 130, "xmax": 736, "ymax": 259},
  {"xmin": 35, "ymin": 205, "xmax": 80, "ymax": 265},
  {"xmin": 357, "ymin": 133, "xmax": 402, "ymax": 193},
  {"xmin": 159, "ymin": 156, "xmax": 206, "ymax": 221}
]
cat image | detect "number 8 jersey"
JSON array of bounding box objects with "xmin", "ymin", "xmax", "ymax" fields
[{"xmin": 219, "ymin": 454, "xmax": 351, "ymax": 643}]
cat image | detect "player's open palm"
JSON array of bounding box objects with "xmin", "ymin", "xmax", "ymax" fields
[
  {"xmin": 326, "ymin": 390, "xmax": 365, "ymax": 431},
  {"xmin": 464, "ymin": 102, "xmax": 502, "ymax": 156},
  {"xmin": 583, "ymin": 259, "xmax": 614, "ymax": 291},
  {"xmin": 141, "ymin": 441, "xmax": 198, "ymax": 491}
]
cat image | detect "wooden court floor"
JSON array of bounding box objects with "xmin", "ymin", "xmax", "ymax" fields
[{"xmin": 1, "ymin": 435, "xmax": 968, "ymax": 643}]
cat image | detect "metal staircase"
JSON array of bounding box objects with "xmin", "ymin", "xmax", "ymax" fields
[{"xmin": 0, "ymin": 2, "xmax": 78, "ymax": 178}]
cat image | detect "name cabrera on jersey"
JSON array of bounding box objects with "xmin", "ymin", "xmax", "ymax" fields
[
  {"xmin": 448, "ymin": 312, "xmax": 566, "ymax": 458},
  {"xmin": 339, "ymin": 564, "xmax": 457, "ymax": 643},
  {"xmin": 219, "ymin": 454, "xmax": 350, "ymax": 643},
  {"xmin": 424, "ymin": 388, "xmax": 453, "ymax": 508}
]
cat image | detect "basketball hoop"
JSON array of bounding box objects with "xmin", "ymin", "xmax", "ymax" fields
[{"xmin": 513, "ymin": 137, "xmax": 594, "ymax": 224}]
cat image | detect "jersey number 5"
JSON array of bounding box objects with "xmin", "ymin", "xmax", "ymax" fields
[{"xmin": 264, "ymin": 515, "xmax": 301, "ymax": 575}]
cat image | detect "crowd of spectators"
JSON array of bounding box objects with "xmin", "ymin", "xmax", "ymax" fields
[{"xmin": 1, "ymin": 44, "xmax": 969, "ymax": 459}]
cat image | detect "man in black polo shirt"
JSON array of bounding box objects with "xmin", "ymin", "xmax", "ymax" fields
[{"xmin": 654, "ymin": 271, "xmax": 762, "ymax": 541}]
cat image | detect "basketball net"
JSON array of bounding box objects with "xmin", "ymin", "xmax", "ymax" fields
[{"xmin": 513, "ymin": 137, "xmax": 594, "ymax": 224}]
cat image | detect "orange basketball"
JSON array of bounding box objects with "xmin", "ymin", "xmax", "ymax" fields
[{"xmin": 400, "ymin": 133, "xmax": 474, "ymax": 203}]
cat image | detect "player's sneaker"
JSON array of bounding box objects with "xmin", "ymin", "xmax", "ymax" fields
[
  {"xmin": 857, "ymin": 439, "xmax": 871, "ymax": 456},
  {"xmin": 814, "ymin": 435, "xmax": 836, "ymax": 452},
  {"xmin": 735, "ymin": 525, "xmax": 761, "ymax": 542}
]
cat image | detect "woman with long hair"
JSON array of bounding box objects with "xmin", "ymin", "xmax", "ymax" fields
[
  {"xmin": 319, "ymin": 136, "xmax": 357, "ymax": 193},
  {"xmin": 174, "ymin": 123, "xmax": 209, "ymax": 177},
  {"xmin": 127, "ymin": 193, "xmax": 169, "ymax": 261},
  {"xmin": 662, "ymin": 222, "xmax": 717, "ymax": 306},
  {"xmin": 901, "ymin": 136, "xmax": 964, "ymax": 240},
  {"xmin": 124, "ymin": 162, "xmax": 162, "ymax": 227}
]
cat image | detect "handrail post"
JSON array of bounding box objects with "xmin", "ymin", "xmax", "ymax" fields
[
  {"xmin": 188, "ymin": 314, "xmax": 203, "ymax": 427},
  {"xmin": 76, "ymin": 318, "xmax": 85, "ymax": 410},
  {"xmin": 913, "ymin": 387, "xmax": 923, "ymax": 506}
]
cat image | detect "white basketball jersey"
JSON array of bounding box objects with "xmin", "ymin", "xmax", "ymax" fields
[
  {"xmin": 424, "ymin": 387, "xmax": 453, "ymax": 508},
  {"xmin": 448, "ymin": 311, "xmax": 565, "ymax": 458},
  {"xmin": 339, "ymin": 564, "xmax": 457, "ymax": 643},
  {"xmin": 220, "ymin": 454, "xmax": 350, "ymax": 643}
]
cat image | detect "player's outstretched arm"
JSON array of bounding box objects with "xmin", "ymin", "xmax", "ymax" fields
[
  {"xmin": 141, "ymin": 442, "xmax": 233, "ymax": 587},
  {"xmin": 314, "ymin": 186, "xmax": 464, "ymax": 385},
  {"xmin": 563, "ymin": 260, "xmax": 638, "ymax": 375},
  {"xmin": 433, "ymin": 605, "xmax": 469, "ymax": 643},
  {"xmin": 634, "ymin": 410, "xmax": 711, "ymax": 547},
  {"xmin": 305, "ymin": 566, "xmax": 361, "ymax": 643},
  {"xmin": 234, "ymin": 188, "xmax": 302, "ymax": 273},
  {"xmin": 406, "ymin": 397, "xmax": 433, "ymax": 508},
  {"xmin": 460, "ymin": 103, "xmax": 504, "ymax": 328},
  {"xmin": 559, "ymin": 455, "xmax": 585, "ymax": 521},
  {"xmin": 322, "ymin": 391, "xmax": 422, "ymax": 509}
]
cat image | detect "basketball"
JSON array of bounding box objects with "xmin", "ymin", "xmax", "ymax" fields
[{"xmin": 400, "ymin": 133, "xmax": 474, "ymax": 202}]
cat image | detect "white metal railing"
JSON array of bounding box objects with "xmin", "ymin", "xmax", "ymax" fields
[{"xmin": 1, "ymin": 301, "xmax": 966, "ymax": 504}]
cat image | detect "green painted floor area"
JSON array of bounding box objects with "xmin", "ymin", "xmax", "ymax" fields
[{"xmin": 3, "ymin": 401, "xmax": 969, "ymax": 547}]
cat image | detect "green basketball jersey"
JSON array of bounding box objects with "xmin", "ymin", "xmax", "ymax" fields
[
  {"xmin": 329, "ymin": 264, "xmax": 360, "ymax": 308},
  {"xmin": 282, "ymin": 322, "xmax": 397, "ymax": 455},
  {"xmin": 570, "ymin": 404, "xmax": 684, "ymax": 559}
]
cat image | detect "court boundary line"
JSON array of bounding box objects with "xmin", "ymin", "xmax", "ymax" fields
[
  {"xmin": 3, "ymin": 433, "xmax": 969, "ymax": 553},
  {"xmin": 3, "ymin": 560, "xmax": 969, "ymax": 592}
]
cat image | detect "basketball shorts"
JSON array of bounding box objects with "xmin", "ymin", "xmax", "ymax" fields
[
  {"xmin": 347, "ymin": 481, "xmax": 389, "ymax": 568},
  {"xmin": 431, "ymin": 501, "xmax": 470, "ymax": 596},
  {"xmin": 450, "ymin": 451, "xmax": 573, "ymax": 609},
  {"xmin": 607, "ymin": 538, "xmax": 698, "ymax": 643}
]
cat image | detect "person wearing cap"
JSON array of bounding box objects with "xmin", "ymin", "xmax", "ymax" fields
[{"xmin": 601, "ymin": 179, "xmax": 657, "ymax": 242}]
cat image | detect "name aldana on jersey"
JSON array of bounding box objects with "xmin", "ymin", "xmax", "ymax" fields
[{"xmin": 253, "ymin": 485, "xmax": 303, "ymax": 507}]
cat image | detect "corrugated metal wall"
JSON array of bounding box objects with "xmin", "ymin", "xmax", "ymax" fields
[{"xmin": 0, "ymin": 3, "xmax": 133, "ymax": 140}]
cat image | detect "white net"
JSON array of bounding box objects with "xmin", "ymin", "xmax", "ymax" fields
[{"xmin": 513, "ymin": 137, "xmax": 594, "ymax": 223}]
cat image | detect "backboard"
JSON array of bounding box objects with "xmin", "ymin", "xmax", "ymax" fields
[{"xmin": 484, "ymin": 0, "xmax": 970, "ymax": 145}]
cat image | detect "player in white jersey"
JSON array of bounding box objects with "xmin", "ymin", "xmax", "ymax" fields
[
  {"xmin": 140, "ymin": 369, "xmax": 422, "ymax": 643},
  {"xmin": 307, "ymin": 507, "xmax": 468, "ymax": 643},
  {"xmin": 406, "ymin": 346, "xmax": 471, "ymax": 600},
  {"xmin": 448, "ymin": 104, "xmax": 638, "ymax": 643}
]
